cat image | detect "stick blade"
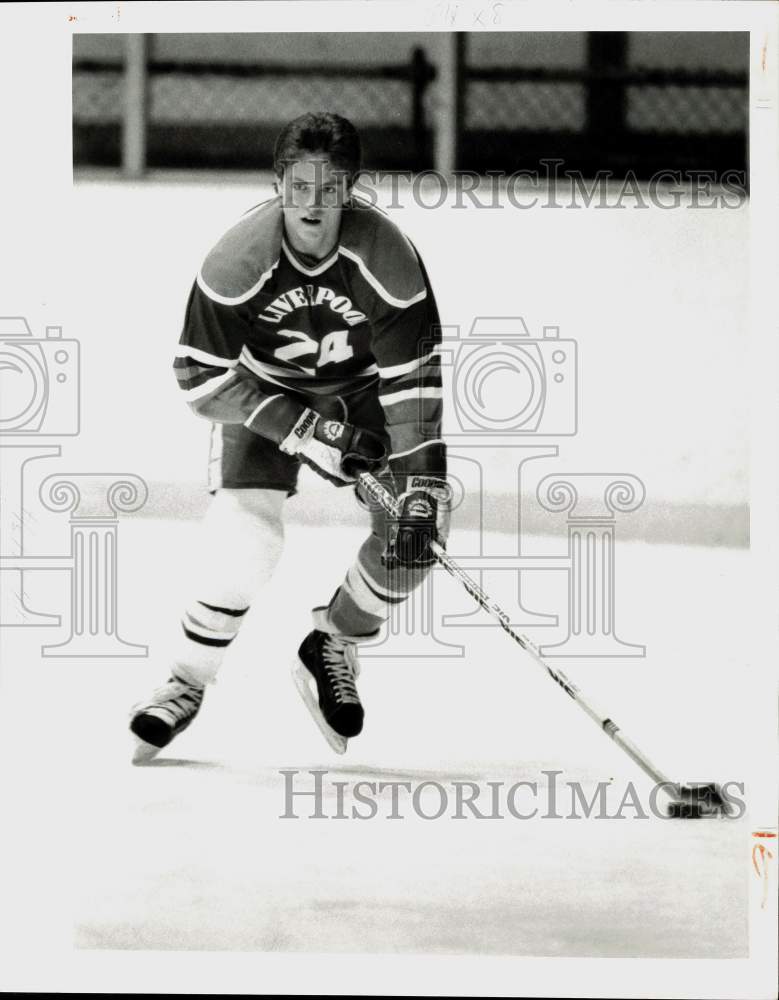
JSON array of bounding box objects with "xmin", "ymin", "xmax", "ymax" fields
[{"xmin": 666, "ymin": 782, "xmax": 734, "ymax": 819}]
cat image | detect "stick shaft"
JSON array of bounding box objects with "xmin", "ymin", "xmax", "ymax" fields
[{"xmin": 359, "ymin": 472, "xmax": 672, "ymax": 788}]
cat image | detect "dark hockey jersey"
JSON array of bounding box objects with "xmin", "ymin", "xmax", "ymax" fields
[{"xmin": 174, "ymin": 196, "xmax": 445, "ymax": 478}]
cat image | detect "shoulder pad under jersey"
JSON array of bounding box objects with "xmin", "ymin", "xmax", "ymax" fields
[
  {"xmin": 197, "ymin": 197, "xmax": 283, "ymax": 305},
  {"xmin": 339, "ymin": 200, "xmax": 428, "ymax": 309}
]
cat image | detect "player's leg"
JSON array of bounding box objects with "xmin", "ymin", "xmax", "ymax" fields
[
  {"xmin": 293, "ymin": 387, "xmax": 447, "ymax": 752},
  {"xmin": 130, "ymin": 423, "xmax": 297, "ymax": 761},
  {"xmin": 170, "ymin": 485, "xmax": 285, "ymax": 686},
  {"xmin": 289, "ymin": 388, "xmax": 374, "ymax": 751},
  {"xmin": 295, "ymin": 495, "xmax": 447, "ymax": 753},
  {"xmin": 319, "ymin": 496, "xmax": 445, "ymax": 635}
]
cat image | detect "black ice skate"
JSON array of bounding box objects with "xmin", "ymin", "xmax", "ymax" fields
[
  {"xmin": 130, "ymin": 674, "xmax": 205, "ymax": 763},
  {"xmin": 293, "ymin": 629, "xmax": 365, "ymax": 754}
]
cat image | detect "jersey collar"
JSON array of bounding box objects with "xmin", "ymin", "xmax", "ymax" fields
[{"xmin": 281, "ymin": 237, "xmax": 339, "ymax": 276}]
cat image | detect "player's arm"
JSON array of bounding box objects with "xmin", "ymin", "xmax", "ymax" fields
[
  {"xmin": 174, "ymin": 279, "xmax": 304, "ymax": 436},
  {"xmin": 174, "ymin": 281, "xmax": 385, "ymax": 483},
  {"xmin": 366, "ymin": 257, "xmax": 449, "ymax": 565}
]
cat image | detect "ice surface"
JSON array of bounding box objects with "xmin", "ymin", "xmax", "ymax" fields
[{"xmin": 0, "ymin": 519, "xmax": 752, "ymax": 958}]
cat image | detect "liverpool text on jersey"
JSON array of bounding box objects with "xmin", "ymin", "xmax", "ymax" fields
[{"xmin": 259, "ymin": 284, "xmax": 368, "ymax": 327}]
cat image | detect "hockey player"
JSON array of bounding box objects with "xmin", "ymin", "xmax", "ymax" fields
[{"xmin": 130, "ymin": 112, "xmax": 448, "ymax": 760}]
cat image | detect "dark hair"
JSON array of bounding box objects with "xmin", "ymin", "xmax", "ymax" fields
[{"xmin": 273, "ymin": 112, "xmax": 361, "ymax": 185}]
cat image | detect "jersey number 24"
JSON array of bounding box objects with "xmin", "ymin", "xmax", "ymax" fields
[{"xmin": 274, "ymin": 328, "xmax": 354, "ymax": 369}]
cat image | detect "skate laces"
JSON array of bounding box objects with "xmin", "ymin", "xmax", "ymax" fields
[
  {"xmin": 321, "ymin": 635, "xmax": 360, "ymax": 705},
  {"xmin": 147, "ymin": 678, "xmax": 203, "ymax": 722}
]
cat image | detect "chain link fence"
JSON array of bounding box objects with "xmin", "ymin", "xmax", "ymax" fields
[
  {"xmin": 464, "ymin": 80, "xmax": 746, "ymax": 134},
  {"xmin": 73, "ymin": 68, "xmax": 122, "ymax": 123},
  {"xmin": 461, "ymin": 34, "xmax": 748, "ymax": 177},
  {"xmin": 466, "ymin": 82, "xmax": 586, "ymax": 131},
  {"xmin": 625, "ymin": 84, "xmax": 746, "ymax": 134},
  {"xmin": 73, "ymin": 68, "xmax": 415, "ymax": 126},
  {"xmin": 73, "ymin": 49, "xmax": 435, "ymax": 171},
  {"xmin": 73, "ymin": 32, "xmax": 748, "ymax": 178}
]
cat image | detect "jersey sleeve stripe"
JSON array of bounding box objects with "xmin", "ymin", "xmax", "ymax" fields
[
  {"xmin": 241, "ymin": 347, "xmax": 380, "ymax": 391},
  {"xmin": 183, "ymin": 368, "xmax": 237, "ymax": 402},
  {"xmin": 379, "ymin": 367, "xmax": 441, "ymax": 392},
  {"xmin": 242, "ymin": 348, "xmax": 378, "ymax": 382},
  {"xmin": 378, "ymin": 356, "xmax": 441, "ymax": 395},
  {"xmin": 175, "ymin": 344, "xmax": 240, "ymax": 368},
  {"xmin": 173, "ymin": 363, "xmax": 206, "ymax": 382},
  {"xmin": 196, "ymin": 259, "xmax": 279, "ymax": 306},
  {"xmin": 177, "ymin": 366, "xmax": 229, "ymax": 392},
  {"xmin": 379, "ymin": 385, "xmax": 443, "ymax": 407},
  {"xmin": 377, "ymin": 349, "xmax": 437, "ymax": 380},
  {"xmin": 242, "ymin": 346, "xmax": 319, "ymax": 379},
  {"xmin": 244, "ymin": 395, "xmax": 284, "ymax": 428},
  {"xmin": 338, "ymin": 246, "xmax": 427, "ymax": 309},
  {"xmin": 239, "ymin": 348, "xmax": 309, "ymax": 389},
  {"xmin": 244, "ymin": 355, "xmax": 317, "ymax": 378},
  {"xmin": 380, "ymin": 376, "xmax": 442, "ymax": 399},
  {"xmin": 389, "ymin": 439, "xmax": 446, "ymax": 461}
]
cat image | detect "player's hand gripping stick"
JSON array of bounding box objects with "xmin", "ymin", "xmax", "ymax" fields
[
  {"xmin": 280, "ymin": 409, "xmax": 386, "ymax": 486},
  {"xmin": 383, "ymin": 476, "xmax": 448, "ymax": 567}
]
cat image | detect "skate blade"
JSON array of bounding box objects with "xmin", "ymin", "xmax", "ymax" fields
[
  {"xmin": 131, "ymin": 735, "xmax": 163, "ymax": 765},
  {"xmin": 292, "ymin": 660, "xmax": 348, "ymax": 755}
]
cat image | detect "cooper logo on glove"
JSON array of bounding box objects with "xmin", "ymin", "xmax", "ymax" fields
[
  {"xmin": 407, "ymin": 476, "xmax": 451, "ymax": 504},
  {"xmin": 293, "ymin": 410, "xmax": 318, "ymax": 440}
]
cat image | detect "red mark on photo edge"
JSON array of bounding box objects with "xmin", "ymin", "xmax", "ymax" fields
[
  {"xmin": 68, "ymin": 14, "xmax": 77, "ymax": 20},
  {"xmin": 761, "ymin": 39, "xmax": 768, "ymax": 73},
  {"xmin": 751, "ymin": 831, "xmax": 776, "ymax": 910}
]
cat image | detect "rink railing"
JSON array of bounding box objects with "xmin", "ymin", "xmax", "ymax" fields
[{"xmin": 73, "ymin": 33, "xmax": 747, "ymax": 179}]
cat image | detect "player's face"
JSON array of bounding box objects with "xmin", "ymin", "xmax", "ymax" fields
[{"xmin": 279, "ymin": 155, "xmax": 350, "ymax": 259}]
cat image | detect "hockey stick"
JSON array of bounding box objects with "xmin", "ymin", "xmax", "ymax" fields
[{"xmin": 358, "ymin": 471, "xmax": 732, "ymax": 818}]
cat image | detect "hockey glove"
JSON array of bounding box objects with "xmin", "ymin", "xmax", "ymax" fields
[
  {"xmin": 385, "ymin": 477, "xmax": 449, "ymax": 567},
  {"xmin": 279, "ymin": 407, "xmax": 386, "ymax": 486}
]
